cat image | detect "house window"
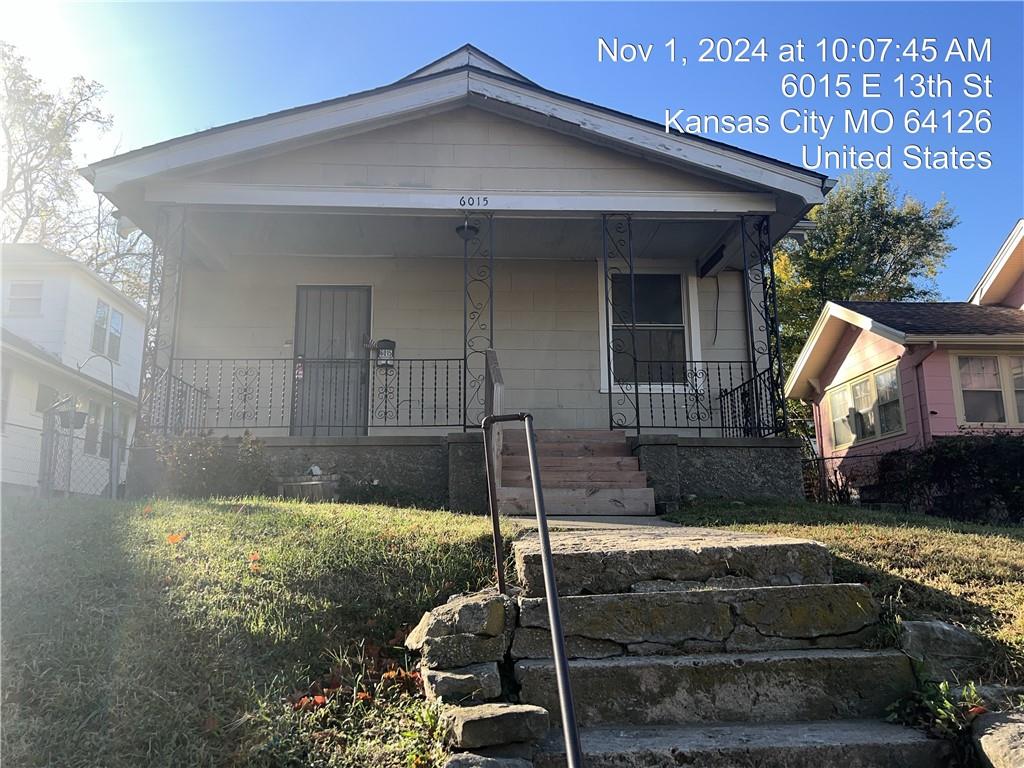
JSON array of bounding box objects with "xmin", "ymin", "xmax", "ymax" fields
[
  {"xmin": 108, "ymin": 309, "xmax": 123, "ymax": 362},
  {"xmin": 7, "ymin": 281, "xmax": 43, "ymax": 315},
  {"xmin": 610, "ymin": 274, "xmax": 686, "ymax": 384},
  {"xmin": 91, "ymin": 300, "xmax": 110, "ymax": 355},
  {"xmin": 957, "ymin": 356, "xmax": 1005, "ymax": 423},
  {"xmin": 84, "ymin": 401, "xmax": 102, "ymax": 455},
  {"xmin": 954, "ymin": 354, "xmax": 1024, "ymax": 425},
  {"xmin": 35, "ymin": 383, "xmax": 59, "ymax": 413},
  {"xmin": 827, "ymin": 363, "xmax": 905, "ymax": 448},
  {"xmin": 1012, "ymin": 357, "xmax": 1024, "ymax": 422}
]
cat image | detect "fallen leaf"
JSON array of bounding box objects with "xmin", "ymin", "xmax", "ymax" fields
[
  {"xmin": 166, "ymin": 532, "xmax": 187, "ymax": 545},
  {"xmin": 142, "ymin": 504, "xmax": 153, "ymax": 516},
  {"xmin": 968, "ymin": 705, "xmax": 988, "ymax": 717},
  {"xmin": 356, "ymin": 691, "xmax": 372, "ymax": 702},
  {"xmin": 201, "ymin": 715, "xmax": 218, "ymax": 733},
  {"xmin": 248, "ymin": 551, "xmax": 260, "ymax": 562},
  {"xmin": 249, "ymin": 562, "xmax": 261, "ymax": 573}
]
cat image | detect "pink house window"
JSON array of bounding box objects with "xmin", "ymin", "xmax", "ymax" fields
[{"xmin": 958, "ymin": 356, "xmax": 1005, "ymax": 423}]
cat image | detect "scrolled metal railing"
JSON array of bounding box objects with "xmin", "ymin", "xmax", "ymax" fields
[
  {"xmin": 146, "ymin": 357, "xmax": 464, "ymax": 435},
  {"xmin": 719, "ymin": 366, "xmax": 786, "ymax": 438}
]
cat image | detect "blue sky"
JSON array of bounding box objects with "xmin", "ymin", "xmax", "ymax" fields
[{"xmin": 8, "ymin": 2, "xmax": 1022, "ymax": 298}]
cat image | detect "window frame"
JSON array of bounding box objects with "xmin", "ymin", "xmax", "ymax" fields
[
  {"xmin": 950, "ymin": 352, "xmax": 1024, "ymax": 427},
  {"xmin": 597, "ymin": 263, "xmax": 703, "ymax": 394},
  {"xmin": 107, "ymin": 308, "xmax": 124, "ymax": 362},
  {"xmin": 91, "ymin": 299, "xmax": 110, "ymax": 355},
  {"xmin": 6, "ymin": 281, "xmax": 43, "ymax": 316},
  {"xmin": 825, "ymin": 361, "xmax": 907, "ymax": 450}
]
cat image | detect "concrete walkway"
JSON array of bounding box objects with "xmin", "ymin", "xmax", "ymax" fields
[{"xmin": 513, "ymin": 515, "xmax": 677, "ymax": 530}]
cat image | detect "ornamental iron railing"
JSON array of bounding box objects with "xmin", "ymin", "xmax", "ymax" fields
[{"xmin": 147, "ymin": 357, "xmax": 464, "ymax": 435}]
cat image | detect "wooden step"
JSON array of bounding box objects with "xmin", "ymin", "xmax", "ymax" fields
[
  {"xmin": 502, "ymin": 470, "xmax": 648, "ymax": 489},
  {"xmin": 502, "ymin": 441, "xmax": 631, "ymax": 457},
  {"xmin": 502, "ymin": 455, "xmax": 639, "ymax": 471},
  {"xmin": 497, "ymin": 487, "xmax": 655, "ymax": 516},
  {"xmin": 503, "ymin": 429, "xmax": 628, "ymax": 443}
]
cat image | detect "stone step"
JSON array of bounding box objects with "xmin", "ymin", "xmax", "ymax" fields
[
  {"xmin": 502, "ymin": 441, "xmax": 631, "ymax": 458},
  {"xmin": 503, "ymin": 429, "xmax": 628, "ymax": 443},
  {"xmin": 531, "ymin": 720, "xmax": 951, "ymax": 768},
  {"xmin": 502, "ymin": 469, "xmax": 646, "ymax": 485},
  {"xmin": 515, "ymin": 649, "xmax": 915, "ymax": 727},
  {"xmin": 513, "ymin": 528, "xmax": 833, "ymax": 597},
  {"xmin": 502, "ymin": 456, "xmax": 640, "ymax": 471},
  {"xmin": 511, "ymin": 584, "xmax": 880, "ymax": 659},
  {"xmin": 497, "ymin": 487, "xmax": 656, "ymax": 517}
]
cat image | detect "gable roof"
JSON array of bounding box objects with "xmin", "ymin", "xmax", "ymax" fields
[
  {"xmin": 785, "ymin": 299, "xmax": 1024, "ymax": 400},
  {"xmin": 836, "ymin": 300, "xmax": 1024, "ymax": 336},
  {"xmin": 1, "ymin": 243, "xmax": 145, "ymax": 316},
  {"xmin": 81, "ymin": 44, "xmax": 830, "ymax": 208},
  {"xmin": 969, "ymin": 218, "xmax": 1024, "ymax": 305}
]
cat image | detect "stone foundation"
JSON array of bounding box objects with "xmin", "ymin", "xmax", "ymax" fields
[{"xmin": 632, "ymin": 436, "xmax": 804, "ymax": 512}]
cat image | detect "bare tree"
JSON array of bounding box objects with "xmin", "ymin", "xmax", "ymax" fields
[{"xmin": 1, "ymin": 41, "xmax": 152, "ymax": 303}]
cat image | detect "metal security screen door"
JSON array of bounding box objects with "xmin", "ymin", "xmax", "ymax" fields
[{"xmin": 291, "ymin": 286, "xmax": 371, "ymax": 436}]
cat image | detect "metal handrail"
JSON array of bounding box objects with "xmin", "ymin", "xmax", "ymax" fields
[{"xmin": 481, "ymin": 412, "xmax": 584, "ymax": 768}]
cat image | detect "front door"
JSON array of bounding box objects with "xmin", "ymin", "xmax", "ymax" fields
[{"xmin": 291, "ymin": 286, "xmax": 371, "ymax": 436}]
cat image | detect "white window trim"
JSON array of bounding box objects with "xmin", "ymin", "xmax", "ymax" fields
[
  {"xmin": 949, "ymin": 351, "xmax": 1024, "ymax": 427},
  {"xmin": 826, "ymin": 360, "xmax": 907, "ymax": 450},
  {"xmin": 596, "ymin": 262, "xmax": 703, "ymax": 394},
  {"xmin": 6, "ymin": 281, "xmax": 44, "ymax": 317}
]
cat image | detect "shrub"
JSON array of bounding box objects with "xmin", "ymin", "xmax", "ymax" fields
[
  {"xmin": 153, "ymin": 430, "xmax": 273, "ymax": 497},
  {"xmin": 876, "ymin": 433, "xmax": 1024, "ymax": 524}
]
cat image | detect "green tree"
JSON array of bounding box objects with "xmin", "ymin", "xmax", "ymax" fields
[{"xmin": 777, "ymin": 172, "xmax": 958, "ymax": 372}]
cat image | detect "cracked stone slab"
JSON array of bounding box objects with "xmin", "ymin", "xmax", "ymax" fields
[
  {"xmin": 423, "ymin": 662, "xmax": 502, "ymax": 703},
  {"xmin": 974, "ymin": 711, "xmax": 1024, "ymax": 768},
  {"xmin": 514, "ymin": 527, "xmax": 832, "ymax": 597},
  {"xmin": 515, "ymin": 584, "xmax": 878, "ymax": 656},
  {"xmin": 511, "ymin": 627, "xmax": 623, "ymax": 660},
  {"xmin": 419, "ymin": 632, "xmax": 508, "ymax": 669},
  {"xmin": 515, "ymin": 649, "xmax": 915, "ymax": 726},
  {"xmin": 532, "ymin": 721, "xmax": 952, "ymax": 768},
  {"xmin": 442, "ymin": 702, "xmax": 549, "ymax": 750},
  {"xmin": 406, "ymin": 591, "xmax": 513, "ymax": 650}
]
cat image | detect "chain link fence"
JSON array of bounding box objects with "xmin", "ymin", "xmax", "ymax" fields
[{"xmin": 39, "ymin": 397, "xmax": 126, "ymax": 498}]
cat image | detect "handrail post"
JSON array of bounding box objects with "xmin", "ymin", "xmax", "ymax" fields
[
  {"xmin": 480, "ymin": 411, "xmax": 584, "ymax": 768},
  {"xmin": 481, "ymin": 416, "xmax": 507, "ymax": 596}
]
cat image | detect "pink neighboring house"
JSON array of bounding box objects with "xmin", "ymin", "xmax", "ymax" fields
[{"xmin": 785, "ymin": 219, "xmax": 1024, "ymax": 481}]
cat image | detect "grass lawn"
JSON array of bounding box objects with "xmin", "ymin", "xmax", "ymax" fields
[
  {"xmin": 1, "ymin": 497, "xmax": 520, "ymax": 768},
  {"xmin": 666, "ymin": 501, "xmax": 1024, "ymax": 683}
]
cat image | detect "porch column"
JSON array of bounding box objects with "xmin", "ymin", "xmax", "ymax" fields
[
  {"xmin": 462, "ymin": 213, "xmax": 494, "ymax": 429},
  {"xmin": 138, "ymin": 205, "xmax": 186, "ymax": 437},
  {"xmin": 601, "ymin": 213, "xmax": 640, "ymax": 433},
  {"xmin": 740, "ymin": 214, "xmax": 788, "ymax": 434}
]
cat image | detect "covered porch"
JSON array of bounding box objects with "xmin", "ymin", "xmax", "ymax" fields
[{"xmin": 141, "ymin": 206, "xmax": 787, "ymax": 441}]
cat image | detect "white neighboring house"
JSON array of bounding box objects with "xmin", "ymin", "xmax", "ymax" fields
[{"xmin": 1, "ymin": 243, "xmax": 145, "ymax": 496}]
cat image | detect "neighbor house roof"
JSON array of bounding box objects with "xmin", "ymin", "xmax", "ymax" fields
[
  {"xmin": 80, "ymin": 44, "xmax": 832, "ymax": 210},
  {"xmin": 835, "ymin": 300, "xmax": 1024, "ymax": 336},
  {"xmin": 0, "ymin": 243, "xmax": 145, "ymax": 317},
  {"xmin": 1, "ymin": 328, "xmax": 138, "ymax": 403},
  {"xmin": 785, "ymin": 299, "xmax": 1024, "ymax": 401},
  {"xmin": 968, "ymin": 218, "xmax": 1024, "ymax": 305}
]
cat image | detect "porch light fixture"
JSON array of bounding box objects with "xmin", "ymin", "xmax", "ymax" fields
[{"xmin": 456, "ymin": 222, "xmax": 479, "ymax": 241}]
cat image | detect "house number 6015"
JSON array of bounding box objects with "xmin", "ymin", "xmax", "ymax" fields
[{"xmin": 459, "ymin": 195, "xmax": 489, "ymax": 207}]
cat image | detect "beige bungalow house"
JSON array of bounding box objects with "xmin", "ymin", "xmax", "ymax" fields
[{"xmin": 83, "ymin": 45, "xmax": 831, "ymax": 512}]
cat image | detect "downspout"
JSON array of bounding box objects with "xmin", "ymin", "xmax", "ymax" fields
[{"xmin": 912, "ymin": 341, "xmax": 940, "ymax": 447}]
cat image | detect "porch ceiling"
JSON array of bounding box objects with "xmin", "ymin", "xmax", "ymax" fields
[{"xmin": 187, "ymin": 210, "xmax": 737, "ymax": 264}]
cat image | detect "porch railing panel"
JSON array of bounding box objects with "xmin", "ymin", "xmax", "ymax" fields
[
  {"xmin": 613, "ymin": 360, "xmax": 785, "ymax": 437},
  {"xmin": 148, "ymin": 358, "xmax": 464, "ymax": 434}
]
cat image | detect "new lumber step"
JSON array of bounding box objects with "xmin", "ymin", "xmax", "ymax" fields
[
  {"xmin": 502, "ymin": 441, "xmax": 631, "ymax": 457},
  {"xmin": 513, "ymin": 528, "xmax": 833, "ymax": 597},
  {"xmin": 502, "ymin": 469, "xmax": 646, "ymax": 484},
  {"xmin": 511, "ymin": 584, "xmax": 881, "ymax": 658},
  {"xmin": 503, "ymin": 429, "xmax": 628, "ymax": 443},
  {"xmin": 502, "ymin": 456, "xmax": 639, "ymax": 471},
  {"xmin": 531, "ymin": 720, "xmax": 951, "ymax": 768},
  {"xmin": 497, "ymin": 487, "xmax": 655, "ymax": 517},
  {"xmin": 515, "ymin": 649, "xmax": 916, "ymax": 726}
]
